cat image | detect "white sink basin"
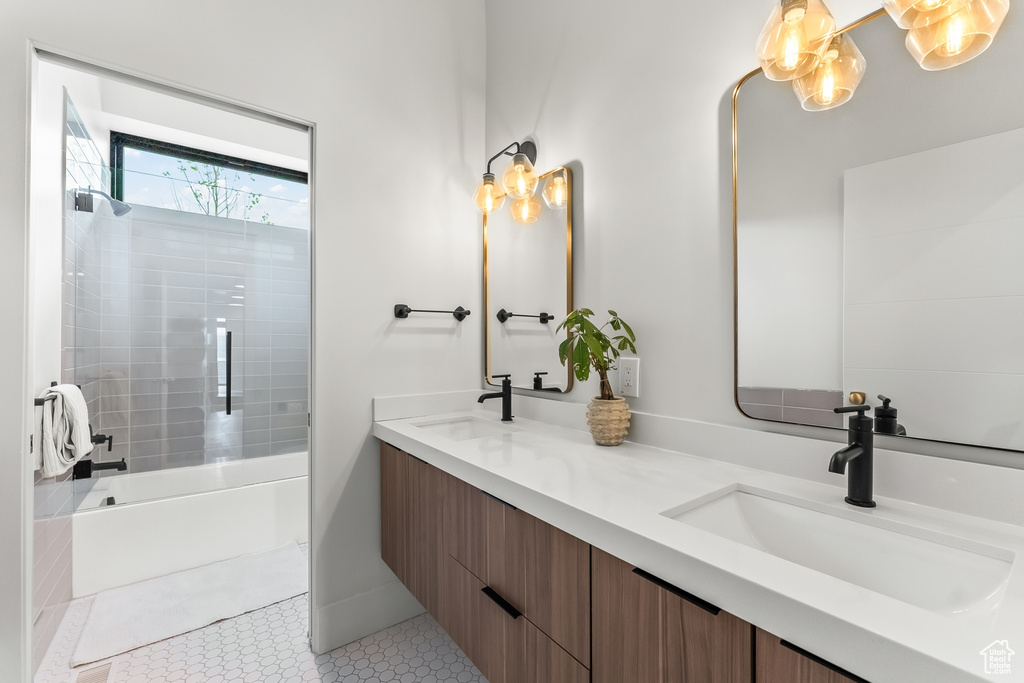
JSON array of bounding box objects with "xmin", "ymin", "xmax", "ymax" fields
[
  {"xmin": 413, "ymin": 416, "xmax": 520, "ymax": 441},
  {"xmin": 663, "ymin": 485, "xmax": 1014, "ymax": 618}
]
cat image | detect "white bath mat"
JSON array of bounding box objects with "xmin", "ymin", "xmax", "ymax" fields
[{"xmin": 71, "ymin": 541, "xmax": 307, "ymax": 667}]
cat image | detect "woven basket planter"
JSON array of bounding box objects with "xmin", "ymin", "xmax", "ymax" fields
[{"xmin": 586, "ymin": 397, "xmax": 631, "ymax": 446}]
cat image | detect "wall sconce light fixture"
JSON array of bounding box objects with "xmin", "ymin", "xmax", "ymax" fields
[
  {"xmin": 475, "ymin": 140, "xmax": 538, "ymax": 216},
  {"xmin": 792, "ymin": 33, "xmax": 866, "ymax": 111},
  {"xmin": 475, "ymin": 140, "xmax": 546, "ymax": 224},
  {"xmin": 902, "ymin": 0, "xmax": 1009, "ymax": 70},
  {"xmin": 756, "ymin": 0, "xmax": 838, "ymax": 81}
]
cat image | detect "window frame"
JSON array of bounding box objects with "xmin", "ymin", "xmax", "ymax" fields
[{"xmin": 109, "ymin": 130, "xmax": 308, "ymax": 202}]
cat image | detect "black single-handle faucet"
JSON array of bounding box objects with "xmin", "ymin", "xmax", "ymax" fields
[
  {"xmin": 479, "ymin": 374, "xmax": 513, "ymax": 422},
  {"xmin": 829, "ymin": 405, "xmax": 876, "ymax": 508}
]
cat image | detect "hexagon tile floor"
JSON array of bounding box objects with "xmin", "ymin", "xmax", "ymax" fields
[{"xmin": 36, "ymin": 591, "xmax": 486, "ymax": 683}]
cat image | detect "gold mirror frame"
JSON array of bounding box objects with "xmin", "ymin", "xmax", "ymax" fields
[
  {"xmin": 484, "ymin": 165, "xmax": 573, "ymax": 392},
  {"xmin": 732, "ymin": 6, "xmax": 1024, "ymax": 454},
  {"xmin": 732, "ymin": 10, "xmax": 885, "ymax": 415}
]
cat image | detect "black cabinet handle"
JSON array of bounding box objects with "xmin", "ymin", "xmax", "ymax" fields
[
  {"xmin": 781, "ymin": 640, "xmax": 870, "ymax": 683},
  {"xmin": 225, "ymin": 330, "xmax": 232, "ymax": 415},
  {"xmin": 481, "ymin": 586, "xmax": 521, "ymax": 620},
  {"xmin": 632, "ymin": 567, "xmax": 721, "ymax": 615},
  {"xmin": 481, "ymin": 491, "xmax": 517, "ymax": 510}
]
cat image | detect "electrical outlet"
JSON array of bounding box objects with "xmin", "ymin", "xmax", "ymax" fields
[{"xmin": 619, "ymin": 357, "xmax": 640, "ymax": 398}]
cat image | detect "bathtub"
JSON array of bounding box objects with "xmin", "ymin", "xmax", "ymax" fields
[{"xmin": 72, "ymin": 453, "xmax": 308, "ymax": 597}]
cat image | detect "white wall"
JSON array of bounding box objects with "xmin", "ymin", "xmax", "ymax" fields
[
  {"xmin": 844, "ymin": 128, "xmax": 1024, "ymax": 450},
  {"xmin": 2, "ymin": 1, "xmax": 485, "ymax": 678}
]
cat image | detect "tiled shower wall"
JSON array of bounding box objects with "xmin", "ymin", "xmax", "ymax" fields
[
  {"xmin": 33, "ymin": 96, "xmax": 106, "ymax": 672},
  {"xmin": 94, "ymin": 205, "xmax": 309, "ymax": 474}
]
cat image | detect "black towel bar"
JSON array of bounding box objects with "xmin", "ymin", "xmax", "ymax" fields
[
  {"xmin": 496, "ymin": 309, "xmax": 553, "ymax": 324},
  {"xmin": 394, "ymin": 304, "xmax": 470, "ymax": 322}
]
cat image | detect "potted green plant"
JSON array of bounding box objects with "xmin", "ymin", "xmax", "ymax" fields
[{"xmin": 557, "ymin": 308, "xmax": 638, "ymax": 445}]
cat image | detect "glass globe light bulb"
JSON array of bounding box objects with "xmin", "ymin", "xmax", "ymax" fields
[
  {"xmin": 904, "ymin": 0, "xmax": 1008, "ymax": 70},
  {"xmin": 542, "ymin": 174, "xmax": 568, "ymax": 209},
  {"xmin": 792, "ymin": 33, "xmax": 866, "ymax": 111},
  {"xmin": 756, "ymin": 0, "xmax": 837, "ymax": 81},
  {"xmin": 502, "ymin": 153, "xmax": 538, "ymax": 198},
  {"xmin": 473, "ymin": 174, "xmax": 505, "ymax": 215},
  {"xmin": 510, "ymin": 196, "xmax": 542, "ymax": 224}
]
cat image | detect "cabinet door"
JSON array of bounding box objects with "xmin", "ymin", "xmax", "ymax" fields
[
  {"xmin": 756, "ymin": 628, "xmax": 866, "ymax": 683},
  {"xmin": 444, "ymin": 473, "xmax": 489, "ymax": 580},
  {"xmin": 380, "ymin": 443, "xmax": 444, "ymax": 616},
  {"xmin": 523, "ymin": 514, "xmax": 591, "ymax": 667},
  {"xmin": 662, "ymin": 590, "xmax": 751, "ymax": 682},
  {"xmin": 380, "ymin": 442, "xmax": 409, "ymax": 583},
  {"xmin": 591, "ymin": 548, "xmax": 662, "ymax": 683},
  {"xmin": 407, "ymin": 454, "xmax": 443, "ymax": 616}
]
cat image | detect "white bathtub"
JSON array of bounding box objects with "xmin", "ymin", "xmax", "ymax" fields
[{"xmin": 72, "ymin": 453, "xmax": 308, "ymax": 597}]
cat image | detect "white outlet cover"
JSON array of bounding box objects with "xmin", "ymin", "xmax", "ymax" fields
[{"xmin": 620, "ymin": 357, "xmax": 640, "ymax": 398}]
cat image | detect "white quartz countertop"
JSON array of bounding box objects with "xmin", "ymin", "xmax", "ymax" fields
[{"xmin": 372, "ymin": 406, "xmax": 1024, "ymax": 683}]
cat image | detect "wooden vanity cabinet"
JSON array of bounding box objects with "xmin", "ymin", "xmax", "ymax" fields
[
  {"xmin": 592, "ymin": 547, "xmax": 752, "ymax": 683},
  {"xmin": 756, "ymin": 628, "xmax": 866, "ymax": 683},
  {"xmin": 383, "ymin": 442, "xmax": 859, "ymax": 683}
]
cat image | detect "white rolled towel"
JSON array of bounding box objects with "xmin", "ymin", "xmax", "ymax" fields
[{"xmin": 35, "ymin": 384, "xmax": 95, "ymax": 478}]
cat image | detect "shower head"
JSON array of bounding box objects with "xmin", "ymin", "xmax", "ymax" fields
[{"xmin": 74, "ymin": 187, "xmax": 133, "ymax": 217}]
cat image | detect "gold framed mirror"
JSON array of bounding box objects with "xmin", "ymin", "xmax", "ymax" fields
[
  {"xmin": 484, "ymin": 166, "xmax": 573, "ymax": 392},
  {"xmin": 733, "ymin": 9, "xmax": 1024, "ymax": 452}
]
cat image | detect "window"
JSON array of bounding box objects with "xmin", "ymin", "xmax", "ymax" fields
[{"xmin": 110, "ymin": 132, "xmax": 309, "ymax": 229}]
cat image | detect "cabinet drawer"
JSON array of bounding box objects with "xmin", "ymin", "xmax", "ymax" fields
[
  {"xmin": 756, "ymin": 628, "xmax": 868, "ymax": 683},
  {"xmin": 508, "ymin": 616, "xmax": 591, "ymax": 683}
]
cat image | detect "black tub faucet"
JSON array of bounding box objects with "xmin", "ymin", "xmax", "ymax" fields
[
  {"xmin": 830, "ymin": 405, "xmax": 876, "ymax": 508},
  {"xmin": 479, "ymin": 374, "xmax": 513, "ymax": 422}
]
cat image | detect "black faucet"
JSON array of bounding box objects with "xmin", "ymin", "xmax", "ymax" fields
[
  {"xmin": 829, "ymin": 405, "xmax": 876, "ymax": 508},
  {"xmin": 479, "ymin": 374, "xmax": 513, "ymax": 422},
  {"xmin": 874, "ymin": 394, "xmax": 907, "ymax": 436}
]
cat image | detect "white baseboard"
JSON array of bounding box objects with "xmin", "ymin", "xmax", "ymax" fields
[{"xmin": 312, "ymin": 578, "xmax": 425, "ymax": 655}]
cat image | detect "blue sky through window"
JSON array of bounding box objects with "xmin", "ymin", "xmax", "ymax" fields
[{"xmin": 121, "ymin": 146, "xmax": 309, "ymax": 229}]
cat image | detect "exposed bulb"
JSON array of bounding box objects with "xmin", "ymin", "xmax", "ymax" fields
[
  {"xmin": 542, "ymin": 174, "xmax": 568, "ymax": 209},
  {"xmin": 935, "ymin": 8, "xmax": 976, "ymax": 56},
  {"xmin": 511, "ymin": 196, "xmax": 542, "ymax": 224},
  {"xmin": 502, "ymin": 153, "xmax": 538, "ymax": 199},
  {"xmin": 473, "ymin": 174, "xmax": 505, "ymax": 215},
  {"xmin": 813, "ymin": 49, "xmax": 839, "ymax": 106},
  {"xmin": 780, "ymin": 9, "xmax": 810, "ymax": 72}
]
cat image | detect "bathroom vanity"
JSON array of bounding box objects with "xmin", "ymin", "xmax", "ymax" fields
[{"xmin": 373, "ymin": 397, "xmax": 1024, "ymax": 683}]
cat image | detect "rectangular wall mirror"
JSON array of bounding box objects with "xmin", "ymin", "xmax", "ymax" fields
[
  {"xmin": 734, "ymin": 10, "xmax": 1024, "ymax": 452},
  {"xmin": 485, "ymin": 166, "xmax": 573, "ymax": 392}
]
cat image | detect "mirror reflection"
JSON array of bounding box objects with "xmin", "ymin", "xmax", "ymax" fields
[
  {"xmin": 485, "ymin": 166, "xmax": 573, "ymax": 392},
  {"xmin": 734, "ymin": 11, "xmax": 1024, "ymax": 451}
]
